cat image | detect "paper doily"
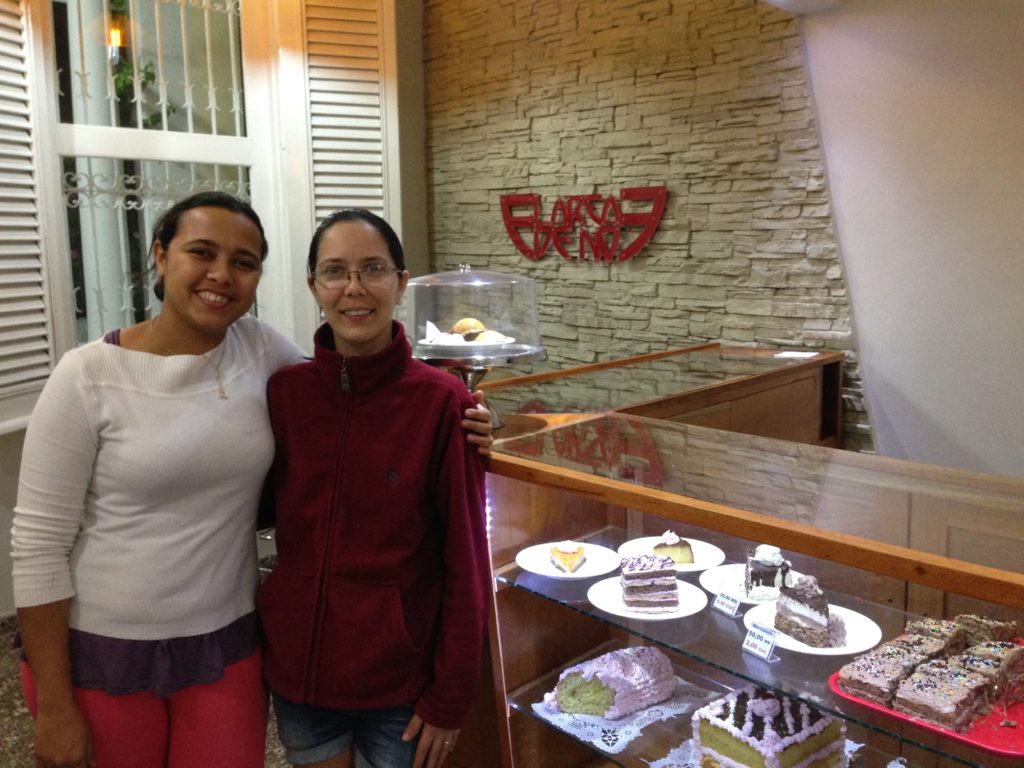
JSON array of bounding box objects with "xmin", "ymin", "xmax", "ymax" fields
[{"xmin": 531, "ymin": 677, "xmax": 716, "ymax": 755}]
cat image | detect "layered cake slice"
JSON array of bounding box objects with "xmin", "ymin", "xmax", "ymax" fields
[
  {"xmin": 954, "ymin": 640, "xmax": 1024, "ymax": 704},
  {"xmin": 775, "ymin": 575, "xmax": 846, "ymax": 648},
  {"xmin": 620, "ymin": 555, "xmax": 679, "ymax": 613},
  {"xmin": 836, "ymin": 634, "xmax": 944, "ymax": 706},
  {"xmin": 904, "ymin": 617, "xmax": 967, "ymax": 653},
  {"xmin": 893, "ymin": 658, "xmax": 991, "ymax": 732},
  {"xmin": 692, "ymin": 684, "xmax": 847, "ymax": 768},
  {"xmin": 652, "ymin": 530, "xmax": 693, "ymax": 564},
  {"xmin": 744, "ymin": 544, "xmax": 792, "ymax": 600},
  {"xmin": 546, "ymin": 645, "xmax": 676, "ymax": 719},
  {"xmin": 550, "ymin": 540, "xmax": 586, "ymax": 573},
  {"xmin": 954, "ymin": 614, "xmax": 1019, "ymax": 646}
]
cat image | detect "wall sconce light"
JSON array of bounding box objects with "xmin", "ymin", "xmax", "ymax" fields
[{"xmin": 107, "ymin": 15, "xmax": 126, "ymax": 65}]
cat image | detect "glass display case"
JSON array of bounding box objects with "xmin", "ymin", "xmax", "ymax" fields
[
  {"xmin": 396, "ymin": 265, "xmax": 546, "ymax": 389},
  {"xmin": 482, "ymin": 343, "xmax": 844, "ymax": 447},
  {"xmin": 481, "ymin": 413, "xmax": 1024, "ymax": 768}
]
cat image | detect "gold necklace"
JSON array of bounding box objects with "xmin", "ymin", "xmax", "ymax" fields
[{"xmin": 149, "ymin": 315, "xmax": 230, "ymax": 400}]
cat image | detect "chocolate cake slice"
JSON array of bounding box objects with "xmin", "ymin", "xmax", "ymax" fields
[
  {"xmin": 744, "ymin": 544, "xmax": 792, "ymax": 600},
  {"xmin": 775, "ymin": 575, "xmax": 845, "ymax": 648},
  {"xmin": 954, "ymin": 641, "xmax": 1024, "ymax": 704},
  {"xmin": 954, "ymin": 614, "xmax": 1019, "ymax": 646},
  {"xmin": 893, "ymin": 658, "xmax": 990, "ymax": 732},
  {"xmin": 619, "ymin": 554, "xmax": 679, "ymax": 613},
  {"xmin": 836, "ymin": 636, "xmax": 934, "ymax": 706}
]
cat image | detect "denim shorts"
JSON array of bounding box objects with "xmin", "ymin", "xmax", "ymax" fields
[{"xmin": 271, "ymin": 693, "xmax": 417, "ymax": 768}]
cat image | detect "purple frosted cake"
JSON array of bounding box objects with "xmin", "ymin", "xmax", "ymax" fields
[
  {"xmin": 545, "ymin": 646, "xmax": 676, "ymax": 720},
  {"xmin": 620, "ymin": 554, "xmax": 679, "ymax": 613}
]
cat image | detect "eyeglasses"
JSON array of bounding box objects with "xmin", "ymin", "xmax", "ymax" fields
[{"xmin": 310, "ymin": 263, "xmax": 400, "ymax": 289}]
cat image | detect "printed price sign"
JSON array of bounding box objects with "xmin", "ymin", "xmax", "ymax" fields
[
  {"xmin": 712, "ymin": 592, "xmax": 741, "ymax": 617},
  {"xmin": 742, "ymin": 622, "xmax": 779, "ymax": 661}
]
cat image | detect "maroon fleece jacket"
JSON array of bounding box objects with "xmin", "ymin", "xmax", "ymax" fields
[{"xmin": 257, "ymin": 322, "xmax": 488, "ymax": 728}]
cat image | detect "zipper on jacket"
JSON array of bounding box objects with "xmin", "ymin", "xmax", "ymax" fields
[
  {"xmin": 304, "ymin": 363, "xmax": 351, "ymax": 703},
  {"xmin": 340, "ymin": 358, "xmax": 351, "ymax": 391}
]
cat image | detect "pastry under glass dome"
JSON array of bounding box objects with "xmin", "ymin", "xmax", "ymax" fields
[{"xmin": 396, "ymin": 265, "xmax": 546, "ymax": 390}]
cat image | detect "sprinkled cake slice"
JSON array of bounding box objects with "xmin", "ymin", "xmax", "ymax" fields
[
  {"xmin": 893, "ymin": 658, "xmax": 991, "ymax": 732},
  {"xmin": 954, "ymin": 614, "xmax": 1019, "ymax": 646},
  {"xmin": 954, "ymin": 640, "xmax": 1024, "ymax": 704},
  {"xmin": 904, "ymin": 617, "xmax": 967, "ymax": 653},
  {"xmin": 836, "ymin": 635, "xmax": 937, "ymax": 706},
  {"xmin": 692, "ymin": 684, "xmax": 847, "ymax": 768}
]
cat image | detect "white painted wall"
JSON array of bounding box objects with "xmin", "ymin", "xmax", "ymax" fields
[{"xmin": 801, "ymin": 0, "xmax": 1024, "ymax": 478}]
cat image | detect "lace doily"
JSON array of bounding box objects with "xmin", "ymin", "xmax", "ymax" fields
[{"xmin": 531, "ymin": 677, "xmax": 717, "ymax": 754}]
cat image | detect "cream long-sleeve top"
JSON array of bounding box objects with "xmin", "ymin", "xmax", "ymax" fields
[{"xmin": 11, "ymin": 316, "xmax": 305, "ymax": 640}]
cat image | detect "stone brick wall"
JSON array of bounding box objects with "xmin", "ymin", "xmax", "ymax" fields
[{"xmin": 423, "ymin": 0, "xmax": 872, "ymax": 451}]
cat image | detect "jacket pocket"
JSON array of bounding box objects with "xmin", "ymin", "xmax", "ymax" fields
[
  {"xmin": 315, "ymin": 575, "xmax": 428, "ymax": 702},
  {"xmin": 257, "ymin": 568, "xmax": 318, "ymax": 698}
]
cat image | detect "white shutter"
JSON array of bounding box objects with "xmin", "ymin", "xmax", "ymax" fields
[
  {"xmin": 0, "ymin": 0, "xmax": 51, "ymax": 401},
  {"xmin": 306, "ymin": 0, "xmax": 386, "ymax": 220}
]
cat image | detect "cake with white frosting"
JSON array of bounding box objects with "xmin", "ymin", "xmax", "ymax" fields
[
  {"xmin": 545, "ymin": 646, "xmax": 676, "ymax": 720},
  {"xmin": 744, "ymin": 544, "xmax": 792, "ymax": 600},
  {"xmin": 692, "ymin": 684, "xmax": 847, "ymax": 768},
  {"xmin": 774, "ymin": 575, "xmax": 846, "ymax": 648}
]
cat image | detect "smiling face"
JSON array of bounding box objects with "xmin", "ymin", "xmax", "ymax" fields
[
  {"xmin": 310, "ymin": 219, "xmax": 408, "ymax": 358},
  {"xmin": 153, "ymin": 205, "xmax": 264, "ymax": 351}
]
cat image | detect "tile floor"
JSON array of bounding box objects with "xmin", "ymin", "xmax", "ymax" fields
[{"xmin": 0, "ymin": 616, "xmax": 289, "ymax": 767}]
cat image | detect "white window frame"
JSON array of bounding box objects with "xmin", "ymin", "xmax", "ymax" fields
[{"xmin": 1, "ymin": 0, "xmax": 408, "ymax": 430}]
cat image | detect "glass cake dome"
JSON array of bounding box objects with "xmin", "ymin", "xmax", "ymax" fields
[{"xmin": 396, "ymin": 265, "xmax": 546, "ymax": 387}]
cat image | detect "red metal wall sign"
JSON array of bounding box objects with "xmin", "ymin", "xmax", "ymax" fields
[{"xmin": 501, "ymin": 186, "xmax": 667, "ymax": 262}]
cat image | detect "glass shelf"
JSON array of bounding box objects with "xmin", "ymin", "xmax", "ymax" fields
[
  {"xmin": 494, "ymin": 526, "xmax": 1020, "ymax": 768},
  {"xmin": 483, "ymin": 345, "xmax": 839, "ymax": 417},
  {"xmin": 507, "ymin": 640, "xmax": 950, "ymax": 768}
]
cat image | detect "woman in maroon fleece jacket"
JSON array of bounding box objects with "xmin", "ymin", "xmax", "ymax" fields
[{"xmin": 257, "ymin": 209, "xmax": 489, "ymax": 768}]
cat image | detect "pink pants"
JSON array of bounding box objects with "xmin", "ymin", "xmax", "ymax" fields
[{"xmin": 21, "ymin": 650, "xmax": 268, "ymax": 768}]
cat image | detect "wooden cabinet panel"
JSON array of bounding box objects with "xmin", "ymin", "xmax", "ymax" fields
[{"xmin": 729, "ymin": 373, "xmax": 820, "ymax": 443}]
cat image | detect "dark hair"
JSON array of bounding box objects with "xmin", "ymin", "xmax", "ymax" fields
[
  {"xmin": 307, "ymin": 208, "xmax": 406, "ymax": 276},
  {"xmin": 150, "ymin": 191, "xmax": 268, "ymax": 300}
]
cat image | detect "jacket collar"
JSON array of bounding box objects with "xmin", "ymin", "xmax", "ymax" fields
[{"xmin": 313, "ymin": 320, "xmax": 410, "ymax": 394}]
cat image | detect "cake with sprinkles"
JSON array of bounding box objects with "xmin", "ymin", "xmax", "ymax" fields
[
  {"xmin": 836, "ymin": 634, "xmax": 946, "ymax": 706},
  {"xmin": 954, "ymin": 614, "xmax": 1018, "ymax": 647},
  {"xmin": 692, "ymin": 684, "xmax": 847, "ymax": 768},
  {"xmin": 836, "ymin": 615, "xmax": 1023, "ymax": 734},
  {"xmin": 904, "ymin": 617, "xmax": 967, "ymax": 653},
  {"xmin": 545, "ymin": 646, "xmax": 676, "ymax": 720},
  {"xmin": 953, "ymin": 641, "xmax": 1024, "ymax": 703},
  {"xmin": 892, "ymin": 658, "xmax": 991, "ymax": 732}
]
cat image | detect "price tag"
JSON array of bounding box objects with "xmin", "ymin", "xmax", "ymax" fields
[
  {"xmin": 712, "ymin": 591, "xmax": 741, "ymax": 617},
  {"xmin": 742, "ymin": 622, "xmax": 778, "ymax": 661}
]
